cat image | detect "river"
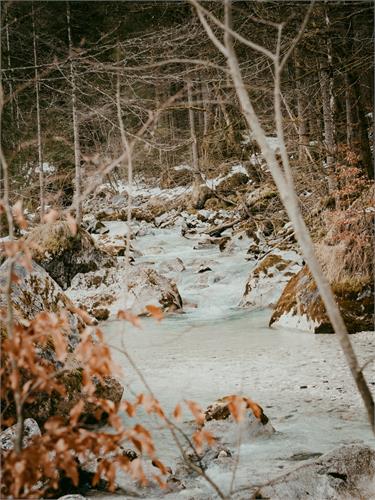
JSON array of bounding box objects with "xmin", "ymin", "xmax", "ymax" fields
[{"xmin": 101, "ymin": 219, "xmax": 375, "ymax": 497}]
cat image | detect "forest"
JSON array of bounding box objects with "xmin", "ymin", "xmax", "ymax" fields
[{"xmin": 0, "ymin": 0, "xmax": 374, "ymax": 498}]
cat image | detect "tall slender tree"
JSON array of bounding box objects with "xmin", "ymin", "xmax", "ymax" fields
[{"xmin": 66, "ymin": 2, "xmax": 82, "ymax": 224}]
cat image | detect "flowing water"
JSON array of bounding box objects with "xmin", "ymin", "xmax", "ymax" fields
[{"xmin": 102, "ymin": 220, "xmax": 375, "ymax": 497}]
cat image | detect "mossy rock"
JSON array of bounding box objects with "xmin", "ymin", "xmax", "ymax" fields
[
  {"xmin": 2, "ymin": 367, "xmax": 123, "ymax": 426},
  {"xmin": 240, "ymin": 251, "xmax": 302, "ymax": 310},
  {"xmin": 0, "ymin": 259, "xmax": 124, "ymax": 425},
  {"xmin": 26, "ymin": 221, "xmax": 114, "ymax": 289},
  {"xmin": 0, "ymin": 259, "xmax": 84, "ymax": 348},
  {"xmin": 270, "ymin": 266, "xmax": 374, "ymax": 333},
  {"xmin": 216, "ymin": 172, "xmax": 249, "ymax": 196}
]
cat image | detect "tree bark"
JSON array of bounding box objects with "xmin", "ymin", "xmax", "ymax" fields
[
  {"xmin": 294, "ymin": 51, "xmax": 309, "ymax": 162},
  {"xmin": 66, "ymin": 2, "xmax": 82, "ymax": 224},
  {"xmin": 344, "ymin": 72, "xmax": 354, "ymax": 149},
  {"xmin": 319, "ymin": 61, "xmax": 337, "ymax": 194},
  {"xmin": 187, "ymin": 77, "xmax": 201, "ymax": 190},
  {"xmin": 32, "ymin": 3, "xmax": 45, "ymax": 220},
  {"xmin": 319, "ymin": 6, "xmax": 337, "ymax": 194}
]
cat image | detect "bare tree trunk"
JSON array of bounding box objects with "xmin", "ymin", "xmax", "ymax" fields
[
  {"xmin": 168, "ymin": 98, "xmax": 176, "ymax": 166},
  {"xmin": 32, "ymin": 4, "xmax": 45, "ymax": 220},
  {"xmin": 294, "ymin": 51, "xmax": 309, "ymax": 162},
  {"xmin": 66, "ymin": 2, "xmax": 82, "ymax": 224},
  {"xmin": 344, "ymin": 72, "xmax": 354, "ymax": 149},
  {"xmin": 116, "ymin": 53, "xmax": 133, "ymax": 308},
  {"xmin": 319, "ymin": 62, "xmax": 337, "ymax": 194},
  {"xmin": 4, "ymin": 5, "xmax": 20, "ymax": 131},
  {"xmin": 193, "ymin": 0, "xmax": 374, "ymax": 431},
  {"xmin": 202, "ymin": 81, "xmax": 210, "ymax": 137},
  {"xmin": 319, "ymin": 7, "xmax": 337, "ymax": 194},
  {"xmin": 187, "ymin": 77, "xmax": 202, "ymax": 192},
  {"xmin": 5, "ymin": 6, "xmax": 14, "ymax": 125},
  {"xmin": 216, "ymin": 87, "xmax": 236, "ymax": 153},
  {"xmin": 201, "ymin": 81, "xmax": 211, "ymax": 162},
  {"xmin": 155, "ymin": 81, "xmax": 164, "ymax": 169}
]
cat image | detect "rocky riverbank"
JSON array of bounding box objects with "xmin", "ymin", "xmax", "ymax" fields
[{"xmin": 1, "ymin": 169, "xmax": 374, "ymax": 499}]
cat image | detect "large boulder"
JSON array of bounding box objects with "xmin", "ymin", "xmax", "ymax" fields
[
  {"xmin": 0, "ymin": 418, "xmax": 41, "ymax": 451},
  {"xmin": 240, "ymin": 250, "xmax": 302, "ymax": 310},
  {"xmin": 0, "ymin": 259, "xmax": 124, "ymax": 425},
  {"xmin": 177, "ymin": 396, "xmax": 274, "ymax": 475},
  {"xmin": 0, "ymin": 259, "xmax": 84, "ymax": 348},
  {"xmin": 269, "ymin": 266, "xmax": 374, "ymax": 333},
  {"xmin": 16, "ymin": 364, "xmax": 124, "ymax": 425},
  {"xmin": 202, "ymin": 397, "xmax": 275, "ymax": 445},
  {"xmin": 252, "ymin": 444, "xmax": 375, "ymax": 500},
  {"xmin": 67, "ymin": 264, "xmax": 183, "ymax": 319},
  {"xmin": 26, "ymin": 222, "xmax": 114, "ymax": 289}
]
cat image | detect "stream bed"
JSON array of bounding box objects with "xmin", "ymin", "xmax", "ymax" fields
[{"xmin": 102, "ymin": 219, "xmax": 375, "ymax": 497}]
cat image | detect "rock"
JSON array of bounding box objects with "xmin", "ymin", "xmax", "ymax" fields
[
  {"xmin": 269, "ymin": 266, "xmax": 374, "ymax": 333},
  {"xmin": 158, "ymin": 257, "xmax": 185, "ymax": 274},
  {"xmin": 0, "ymin": 259, "xmax": 85, "ymax": 348},
  {"xmin": 240, "ymin": 250, "xmax": 302, "ymax": 310},
  {"xmin": 190, "ymin": 258, "xmax": 217, "ymax": 274},
  {"xmin": 203, "ymin": 397, "xmax": 274, "ymax": 444},
  {"xmin": 191, "ymin": 184, "xmax": 213, "ymax": 210},
  {"xmin": 216, "ymin": 172, "xmax": 249, "ymax": 196},
  {"xmin": 82, "ymin": 218, "xmax": 109, "ymax": 235},
  {"xmin": 253, "ymin": 444, "xmax": 375, "ymax": 500},
  {"xmin": 196, "ymin": 209, "xmax": 215, "ymax": 223},
  {"xmin": 17, "ymin": 367, "xmax": 124, "ymax": 426},
  {"xmin": 57, "ymin": 496, "xmax": 87, "ymax": 500},
  {"xmin": 26, "ymin": 222, "xmax": 115, "ymax": 289},
  {"xmin": 0, "ymin": 260, "xmax": 124, "ymax": 425},
  {"xmin": 197, "ymin": 265, "xmax": 212, "ymax": 274},
  {"xmin": 95, "ymin": 232, "xmax": 138, "ymax": 259},
  {"xmin": 91, "ymin": 307, "xmax": 110, "ymax": 321},
  {"xmin": 193, "ymin": 237, "xmax": 217, "ymax": 249},
  {"xmin": 67, "ymin": 264, "xmax": 183, "ymax": 318},
  {"xmin": 218, "ymin": 236, "xmax": 231, "ymax": 252},
  {"xmin": 154, "ymin": 210, "xmax": 179, "ymax": 228},
  {"xmin": 0, "ymin": 418, "xmax": 41, "ymax": 451},
  {"xmin": 178, "ymin": 397, "xmax": 274, "ymax": 476}
]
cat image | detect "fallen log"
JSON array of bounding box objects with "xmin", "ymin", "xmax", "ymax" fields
[{"xmin": 206, "ymin": 218, "xmax": 242, "ymax": 237}]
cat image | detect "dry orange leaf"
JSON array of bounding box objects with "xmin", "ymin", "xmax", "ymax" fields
[
  {"xmin": 185, "ymin": 400, "xmax": 205, "ymax": 425},
  {"xmin": 172, "ymin": 403, "xmax": 182, "ymax": 421},
  {"xmin": 145, "ymin": 304, "xmax": 164, "ymax": 321},
  {"xmin": 117, "ymin": 309, "xmax": 141, "ymax": 328}
]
